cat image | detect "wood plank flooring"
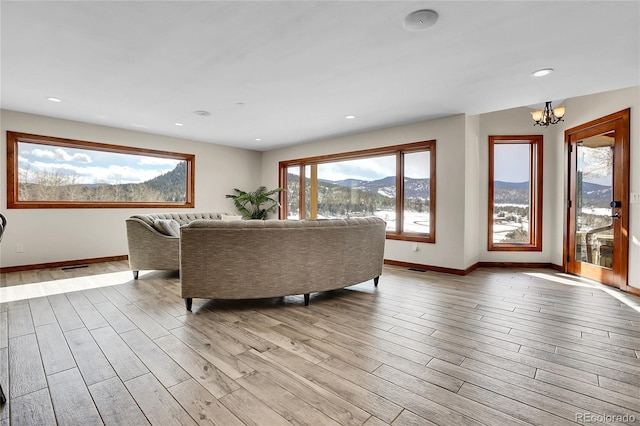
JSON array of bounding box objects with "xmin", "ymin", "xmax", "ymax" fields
[{"xmin": 1, "ymin": 261, "xmax": 639, "ymax": 425}]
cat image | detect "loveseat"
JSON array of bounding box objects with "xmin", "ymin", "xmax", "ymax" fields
[
  {"xmin": 179, "ymin": 217, "xmax": 386, "ymax": 311},
  {"xmin": 126, "ymin": 212, "xmax": 231, "ymax": 279}
]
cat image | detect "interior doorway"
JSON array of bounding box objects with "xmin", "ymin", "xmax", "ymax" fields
[{"xmin": 565, "ymin": 109, "xmax": 630, "ymax": 290}]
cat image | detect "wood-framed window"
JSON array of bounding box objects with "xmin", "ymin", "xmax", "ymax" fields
[
  {"xmin": 6, "ymin": 132, "xmax": 195, "ymax": 208},
  {"xmin": 488, "ymin": 135, "xmax": 543, "ymax": 251},
  {"xmin": 279, "ymin": 140, "xmax": 436, "ymax": 243}
]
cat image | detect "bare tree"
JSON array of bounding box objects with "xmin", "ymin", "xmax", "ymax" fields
[
  {"xmin": 18, "ymin": 166, "xmax": 173, "ymax": 203},
  {"xmin": 582, "ymin": 146, "xmax": 613, "ymax": 179}
]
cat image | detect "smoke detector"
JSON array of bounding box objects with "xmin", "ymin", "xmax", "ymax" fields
[{"xmin": 404, "ymin": 9, "xmax": 439, "ymax": 31}]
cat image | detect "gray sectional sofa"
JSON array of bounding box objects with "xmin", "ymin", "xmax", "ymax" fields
[
  {"xmin": 179, "ymin": 217, "xmax": 386, "ymax": 311},
  {"xmin": 126, "ymin": 212, "xmax": 230, "ymax": 279}
]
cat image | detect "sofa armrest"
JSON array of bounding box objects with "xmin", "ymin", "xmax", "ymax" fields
[{"xmin": 126, "ymin": 217, "xmax": 180, "ymax": 273}]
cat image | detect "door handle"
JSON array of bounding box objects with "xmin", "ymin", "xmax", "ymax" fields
[{"xmin": 611, "ymin": 213, "xmax": 621, "ymax": 219}]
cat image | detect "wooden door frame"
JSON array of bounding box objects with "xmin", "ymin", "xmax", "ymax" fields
[{"xmin": 564, "ymin": 109, "xmax": 630, "ymax": 291}]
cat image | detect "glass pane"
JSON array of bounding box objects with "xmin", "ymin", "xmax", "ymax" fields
[
  {"xmin": 492, "ymin": 143, "xmax": 531, "ymax": 244},
  {"xmin": 315, "ymin": 156, "xmax": 396, "ymax": 230},
  {"xmin": 575, "ymin": 132, "xmax": 614, "ymax": 269},
  {"xmin": 286, "ymin": 166, "xmax": 300, "ymax": 219},
  {"xmin": 403, "ymin": 151, "xmax": 431, "ymax": 234},
  {"xmin": 17, "ymin": 141, "xmax": 186, "ymax": 203}
]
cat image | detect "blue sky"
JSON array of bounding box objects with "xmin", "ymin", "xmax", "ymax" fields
[
  {"xmin": 18, "ymin": 142, "xmax": 180, "ymax": 185},
  {"xmin": 493, "ymin": 144, "xmax": 530, "ymax": 182},
  {"xmin": 290, "ymin": 152, "xmax": 431, "ymax": 182}
]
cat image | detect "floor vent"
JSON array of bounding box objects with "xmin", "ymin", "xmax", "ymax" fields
[
  {"xmin": 61, "ymin": 264, "xmax": 89, "ymax": 270},
  {"xmin": 408, "ymin": 268, "xmax": 427, "ymax": 272}
]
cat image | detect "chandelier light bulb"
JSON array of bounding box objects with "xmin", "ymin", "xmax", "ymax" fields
[
  {"xmin": 531, "ymin": 110, "xmax": 544, "ymax": 122},
  {"xmin": 532, "ymin": 101, "xmax": 565, "ymax": 126}
]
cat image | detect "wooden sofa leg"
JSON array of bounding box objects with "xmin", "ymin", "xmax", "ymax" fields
[
  {"xmin": 374, "ymin": 276, "xmax": 379, "ymax": 287},
  {"xmin": 133, "ymin": 271, "xmax": 139, "ymax": 280},
  {"xmin": 304, "ymin": 293, "xmax": 310, "ymax": 306},
  {"xmin": 185, "ymin": 298, "xmax": 193, "ymax": 311}
]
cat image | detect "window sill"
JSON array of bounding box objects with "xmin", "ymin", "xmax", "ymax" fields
[
  {"xmin": 488, "ymin": 244, "xmax": 542, "ymax": 252},
  {"xmin": 386, "ymin": 233, "xmax": 434, "ymax": 244}
]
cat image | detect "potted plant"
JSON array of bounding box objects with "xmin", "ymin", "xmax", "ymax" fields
[{"xmin": 225, "ymin": 186, "xmax": 283, "ymax": 220}]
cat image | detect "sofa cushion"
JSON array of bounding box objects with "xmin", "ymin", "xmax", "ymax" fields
[
  {"xmin": 130, "ymin": 212, "xmax": 229, "ymax": 227},
  {"xmin": 153, "ymin": 219, "xmax": 181, "ymax": 236}
]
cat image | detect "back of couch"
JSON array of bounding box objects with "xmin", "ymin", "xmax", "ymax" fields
[
  {"xmin": 129, "ymin": 212, "xmax": 228, "ymax": 227},
  {"xmin": 180, "ymin": 217, "xmax": 386, "ymax": 300},
  {"xmin": 126, "ymin": 212, "xmax": 231, "ymax": 272}
]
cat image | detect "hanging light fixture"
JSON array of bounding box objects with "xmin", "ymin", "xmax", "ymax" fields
[{"xmin": 531, "ymin": 101, "xmax": 566, "ymax": 126}]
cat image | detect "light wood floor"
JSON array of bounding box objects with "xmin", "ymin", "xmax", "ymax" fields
[{"xmin": 1, "ymin": 261, "xmax": 640, "ymax": 425}]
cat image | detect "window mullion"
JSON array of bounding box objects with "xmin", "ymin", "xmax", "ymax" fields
[
  {"xmin": 396, "ymin": 152, "xmax": 404, "ymax": 234},
  {"xmin": 298, "ymin": 166, "xmax": 306, "ymax": 220},
  {"xmin": 529, "ymin": 143, "xmax": 536, "ymax": 245},
  {"xmin": 310, "ymin": 164, "xmax": 318, "ymax": 219}
]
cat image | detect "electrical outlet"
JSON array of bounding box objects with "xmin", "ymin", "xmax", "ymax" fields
[
  {"xmin": 16, "ymin": 243, "xmax": 24, "ymax": 253},
  {"xmin": 631, "ymin": 193, "xmax": 640, "ymax": 204}
]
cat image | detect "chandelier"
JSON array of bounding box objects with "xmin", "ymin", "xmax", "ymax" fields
[{"xmin": 531, "ymin": 101, "xmax": 565, "ymax": 126}]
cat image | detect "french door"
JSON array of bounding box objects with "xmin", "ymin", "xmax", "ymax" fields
[{"xmin": 565, "ymin": 109, "xmax": 630, "ymax": 289}]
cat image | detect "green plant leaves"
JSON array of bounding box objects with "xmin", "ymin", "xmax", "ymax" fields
[{"xmin": 225, "ymin": 186, "xmax": 283, "ymax": 220}]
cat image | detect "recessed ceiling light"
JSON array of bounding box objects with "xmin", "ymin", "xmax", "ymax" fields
[
  {"xmin": 47, "ymin": 97, "xmax": 62, "ymax": 102},
  {"xmin": 404, "ymin": 9, "xmax": 439, "ymax": 31},
  {"xmin": 255, "ymin": 138, "xmax": 262, "ymax": 142},
  {"xmin": 345, "ymin": 115, "xmax": 356, "ymax": 120},
  {"xmin": 194, "ymin": 110, "xmax": 210, "ymax": 116},
  {"xmin": 174, "ymin": 122, "xmax": 184, "ymax": 126},
  {"xmin": 532, "ymin": 68, "xmax": 554, "ymax": 77}
]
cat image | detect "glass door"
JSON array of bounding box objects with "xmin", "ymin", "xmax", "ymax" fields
[{"xmin": 566, "ymin": 110, "xmax": 630, "ymax": 289}]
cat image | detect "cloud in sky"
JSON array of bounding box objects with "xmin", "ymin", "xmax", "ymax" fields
[
  {"xmin": 21, "ymin": 161, "xmax": 171, "ymax": 184},
  {"xmin": 29, "ymin": 147, "xmax": 93, "ymax": 163},
  {"xmin": 18, "ymin": 142, "xmax": 180, "ymax": 185},
  {"xmin": 318, "ymin": 158, "xmax": 394, "ymax": 182},
  {"xmin": 294, "ymin": 154, "xmax": 430, "ymax": 182}
]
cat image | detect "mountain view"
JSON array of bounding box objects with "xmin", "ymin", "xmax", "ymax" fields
[
  {"xmin": 18, "ymin": 161, "xmax": 187, "ymax": 203},
  {"xmin": 319, "ymin": 176, "xmax": 430, "ymax": 199},
  {"xmin": 286, "ymin": 174, "xmax": 431, "ymax": 221},
  {"xmin": 296, "ymin": 177, "xmax": 612, "ymax": 210},
  {"xmin": 142, "ymin": 162, "xmax": 188, "ymax": 202},
  {"xmin": 493, "ymin": 180, "xmax": 612, "ymax": 207},
  {"xmin": 492, "ymin": 179, "xmax": 612, "ymax": 244}
]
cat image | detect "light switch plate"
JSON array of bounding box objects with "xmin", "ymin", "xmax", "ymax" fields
[{"xmin": 631, "ymin": 193, "xmax": 640, "ymax": 204}]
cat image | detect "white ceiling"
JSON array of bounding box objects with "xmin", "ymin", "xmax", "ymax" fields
[{"xmin": 1, "ymin": 1, "xmax": 638, "ymax": 151}]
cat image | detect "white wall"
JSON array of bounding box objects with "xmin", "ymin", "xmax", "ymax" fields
[
  {"xmin": 477, "ymin": 106, "xmax": 561, "ymax": 265},
  {"xmin": 262, "ymin": 114, "xmax": 470, "ymax": 271},
  {"xmin": 463, "ymin": 114, "xmax": 481, "ymax": 268},
  {"xmin": 0, "ymin": 110, "xmax": 262, "ymax": 268}
]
